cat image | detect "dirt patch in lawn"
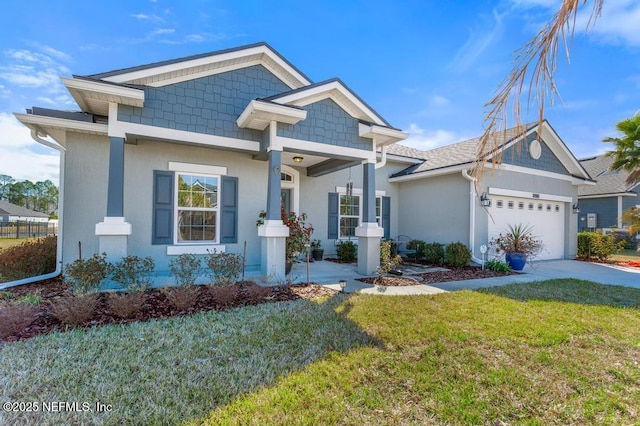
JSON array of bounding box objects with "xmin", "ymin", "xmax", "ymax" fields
[
  {"xmin": 358, "ymin": 267, "xmax": 517, "ymax": 287},
  {"xmin": 0, "ymin": 277, "xmax": 337, "ymax": 344}
]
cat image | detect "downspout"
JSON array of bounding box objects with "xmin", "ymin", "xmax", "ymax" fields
[
  {"xmin": 375, "ymin": 144, "xmax": 388, "ymax": 169},
  {"xmin": 0, "ymin": 130, "xmax": 65, "ymax": 289},
  {"xmin": 461, "ymin": 169, "xmax": 484, "ymax": 264}
]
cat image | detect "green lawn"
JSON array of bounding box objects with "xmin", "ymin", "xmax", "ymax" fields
[
  {"xmin": 1, "ymin": 279, "xmax": 639, "ymax": 425},
  {"xmin": 0, "ymin": 238, "xmax": 39, "ymax": 251},
  {"xmin": 611, "ymin": 248, "xmax": 640, "ymax": 262}
]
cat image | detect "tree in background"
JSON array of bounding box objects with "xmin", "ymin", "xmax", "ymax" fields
[
  {"xmin": 0, "ymin": 174, "xmax": 14, "ymax": 200},
  {"xmin": 604, "ymin": 114, "xmax": 640, "ymax": 185},
  {"xmin": 0, "ymin": 174, "xmax": 59, "ymax": 216}
]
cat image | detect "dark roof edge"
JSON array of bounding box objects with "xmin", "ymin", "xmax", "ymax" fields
[{"xmin": 84, "ymin": 42, "xmax": 313, "ymax": 84}]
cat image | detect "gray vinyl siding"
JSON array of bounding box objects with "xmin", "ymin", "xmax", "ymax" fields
[
  {"xmin": 276, "ymin": 98, "xmax": 371, "ymax": 150},
  {"xmin": 117, "ymin": 65, "xmax": 290, "ymax": 142}
]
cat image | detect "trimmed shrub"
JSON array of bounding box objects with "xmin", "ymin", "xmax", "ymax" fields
[
  {"xmin": 64, "ymin": 253, "xmax": 111, "ymax": 296},
  {"xmin": 205, "ymin": 250, "xmax": 243, "ymax": 285},
  {"xmin": 337, "ymin": 240, "xmax": 357, "ymax": 263},
  {"xmin": 169, "ymin": 254, "xmax": 202, "ymax": 287},
  {"xmin": 209, "ymin": 284, "xmax": 237, "ymax": 307},
  {"xmin": 244, "ymin": 283, "xmax": 272, "ymax": 304},
  {"xmin": 424, "ymin": 242, "xmax": 445, "ymax": 265},
  {"xmin": 406, "ymin": 240, "xmax": 427, "ymax": 260},
  {"xmin": 0, "ymin": 236, "xmax": 57, "ymax": 282},
  {"xmin": 577, "ymin": 232, "xmax": 625, "ymax": 261},
  {"xmin": 111, "ymin": 256, "xmax": 155, "ymax": 293},
  {"xmin": 445, "ymin": 242, "xmax": 472, "ymax": 268}
]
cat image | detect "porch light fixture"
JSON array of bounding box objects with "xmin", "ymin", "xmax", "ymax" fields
[
  {"xmin": 480, "ymin": 193, "xmax": 491, "ymax": 207},
  {"xmin": 339, "ymin": 280, "xmax": 347, "ymax": 292},
  {"xmin": 293, "ymin": 156, "xmax": 303, "ymax": 163},
  {"xmin": 572, "ymin": 202, "xmax": 580, "ymax": 214}
]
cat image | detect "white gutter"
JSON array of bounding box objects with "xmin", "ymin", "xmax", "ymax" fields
[
  {"xmin": 0, "ymin": 130, "xmax": 65, "ymax": 289},
  {"xmin": 375, "ymin": 144, "xmax": 388, "ymax": 169},
  {"xmin": 461, "ymin": 169, "xmax": 484, "ymax": 265}
]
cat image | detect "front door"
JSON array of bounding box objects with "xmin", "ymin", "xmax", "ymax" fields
[{"xmin": 281, "ymin": 189, "xmax": 291, "ymax": 215}]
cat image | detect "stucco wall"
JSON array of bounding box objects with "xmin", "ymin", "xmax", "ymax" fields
[
  {"xmin": 396, "ymin": 173, "xmax": 470, "ymax": 246},
  {"xmin": 62, "ymin": 133, "xmax": 410, "ymax": 271}
]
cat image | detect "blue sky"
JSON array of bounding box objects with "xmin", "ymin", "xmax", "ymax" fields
[{"xmin": 0, "ymin": 0, "xmax": 638, "ymax": 185}]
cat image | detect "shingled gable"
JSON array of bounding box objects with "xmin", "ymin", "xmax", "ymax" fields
[
  {"xmin": 388, "ymin": 120, "xmax": 592, "ymax": 183},
  {"xmin": 578, "ymin": 154, "xmax": 637, "ymax": 197}
]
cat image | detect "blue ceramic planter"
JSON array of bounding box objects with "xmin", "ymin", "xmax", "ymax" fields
[{"xmin": 505, "ymin": 252, "xmax": 526, "ymax": 271}]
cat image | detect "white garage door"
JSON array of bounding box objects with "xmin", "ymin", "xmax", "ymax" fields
[{"xmin": 487, "ymin": 196, "xmax": 565, "ymax": 260}]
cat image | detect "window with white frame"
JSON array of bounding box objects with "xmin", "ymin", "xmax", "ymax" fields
[
  {"xmin": 338, "ymin": 193, "xmax": 382, "ymax": 238},
  {"xmin": 176, "ymin": 173, "xmax": 219, "ymax": 243}
]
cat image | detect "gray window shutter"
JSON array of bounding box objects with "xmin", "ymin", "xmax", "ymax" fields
[
  {"xmin": 152, "ymin": 170, "xmax": 174, "ymax": 245},
  {"xmin": 382, "ymin": 196, "xmax": 391, "ymax": 239},
  {"xmin": 328, "ymin": 192, "xmax": 339, "ymax": 239},
  {"xmin": 220, "ymin": 176, "xmax": 238, "ymax": 244}
]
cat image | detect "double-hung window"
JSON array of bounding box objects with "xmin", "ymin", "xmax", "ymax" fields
[
  {"xmin": 176, "ymin": 173, "xmax": 219, "ymax": 243},
  {"xmin": 339, "ymin": 195, "xmax": 360, "ymax": 238},
  {"xmin": 338, "ymin": 194, "xmax": 383, "ymax": 238}
]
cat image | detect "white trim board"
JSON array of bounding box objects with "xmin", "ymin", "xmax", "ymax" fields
[
  {"xmin": 335, "ymin": 186, "xmax": 386, "ymax": 196},
  {"xmin": 168, "ymin": 162, "xmax": 227, "ymax": 175},
  {"xmin": 167, "ymin": 245, "xmax": 225, "ymax": 255},
  {"xmin": 276, "ymin": 136, "xmax": 375, "ymax": 162},
  {"xmin": 488, "ymin": 187, "xmax": 573, "ymax": 203}
]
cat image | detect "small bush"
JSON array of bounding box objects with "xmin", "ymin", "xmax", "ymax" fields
[
  {"xmin": 611, "ymin": 231, "xmax": 635, "ymax": 250},
  {"xmin": 111, "ymin": 256, "xmax": 155, "ymax": 293},
  {"xmin": 205, "ymin": 250, "xmax": 242, "ymax": 285},
  {"xmin": 169, "ymin": 254, "xmax": 202, "ymax": 287},
  {"xmin": 406, "ymin": 240, "xmax": 427, "ymax": 260},
  {"xmin": 485, "ymin": 258, "xmax": 512, "ymax": 272},
  {"xmin": 0, "ymin": 236, "xmax": 57, "ymax": 282},
  {"xmin": 445, "ymin": 242, "xmax": 472, "ymax": 268},
  {"xmin": 337, "ymin": 241, "xmax": 357, "ymax": 263},
  {"xmin": 0, "ymin": 303, "xmax": 38, "ymax": 338},
  {"xmin": 424, "ymin": 242, "xmax": 445, "ymax": 265},
  {"xmin": 378, "ymin": 240, "xmax": 402, "ymax": 275},
  {"xmin": 577, "ymin": 232, "xmax": 625, "ymax": 261},
  {"xmin": 209, "ymin": 284, "xmax": 237, "ymax": 307},
  {"xmin": 108, "ymin": 293, "xmax": 145, "ymax": 319},
  {"xmin": 64, "ymin": 253, "xmax": 111, "ymax": 296},
  {"xmin": 163, "ymin": 286, "xmax": 200, "ymax": 311},
  {"xmin": 50, "ymin": 294, "xmax": 96, "ymax": 326}
]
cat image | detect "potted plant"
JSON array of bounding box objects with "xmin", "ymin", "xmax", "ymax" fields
[
  {"xmin": 257, "ymin": 209, "xmax": 314, "ymax": 274},
  {"xmin": 490, "ymin": 224, "xmax": 544, "ymax": 271},
  {"xmin": 310, "ymin": 239, "xmax": 324, "ymax": 261}
]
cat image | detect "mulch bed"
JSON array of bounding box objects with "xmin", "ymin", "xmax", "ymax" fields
[
  {"xmin": 0, "ymin": 277, "xmax": 337, "ymax": 344},
  {"xmin": 358, "ymin": 266, "xmax": 517, "ymax": 287},
  {"xmin": 617, "ymin": 261, "xmax": 640, "ymax": 268}
]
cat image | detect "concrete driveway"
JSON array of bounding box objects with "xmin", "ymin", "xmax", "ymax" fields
[{"xmin": 429, "ymin": 259, "xmax": 640, "ymax": 292}]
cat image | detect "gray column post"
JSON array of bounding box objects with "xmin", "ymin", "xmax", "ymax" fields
[
  {"xmin": 266, "ymin": 149, "xmax": 282, "ymax": 220},
  {"xmin": 106, "ymin": 137, "xmax": 125, "ymax": 217},
  {"xmin": 362, "ymin": 162, "xmax": 376, "ymax": 223}
]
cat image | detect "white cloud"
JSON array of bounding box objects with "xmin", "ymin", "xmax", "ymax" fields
[
  {"xmin": 509, "ymin": 0, "xmax": 560, "ymax": 9},
  {"xmin": 448, "ymin": 8, "xmax": 506, "ymax": 72},
  {"xmin": 151, "ymin": 28, "xmax": 175, "ymax": 36},
  {"xmin": 131, "ymin": 13, "xmax": 164, "ymax": 23},
  {"xmin": 0, "ymin": 113, "xmax": 59, "ymax": 184},
  {"xmin": 576, "ymin": 0, "xmax": 640, "ymax": 47},
  {"xmin": 401, "ymin": 123, "xmax": 461, "ymax": 151},
  {"xmin": 0, "ymin": 48, "xmax": 71, "ymax": 95}
]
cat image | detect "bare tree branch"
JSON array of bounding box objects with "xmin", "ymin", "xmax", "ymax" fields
[{"xmin": 473, "ymin": 0, "xmax": 603, "ymax": 187}]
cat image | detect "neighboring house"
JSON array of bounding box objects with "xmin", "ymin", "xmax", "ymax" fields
[
  {"xmin": 14, "ymin": 42, "xmax": 593, "ymax": 280},
  {"xmin": 0, "ymin": 200, "xmax": 49, "ymax": 223},
  {"xmin": 577, "ymin": 154, "xmax": 638, "ymax": 232}
]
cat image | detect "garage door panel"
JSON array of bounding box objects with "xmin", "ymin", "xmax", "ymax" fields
[{"xmin": 488, "ymin": 196, "xmax": 564, "ymax": 260}]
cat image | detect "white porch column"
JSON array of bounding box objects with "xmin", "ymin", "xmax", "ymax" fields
[
  {"xmin": 258, "ymin": 146, "xmax": 289, "ymax": 279},
  {"xmin": 356, "ymin": 160, "xmax": 383, "ymax": 274},
  {"xmin": 95, "ymin": 136, "xmax": 131, "ymax": 261}
]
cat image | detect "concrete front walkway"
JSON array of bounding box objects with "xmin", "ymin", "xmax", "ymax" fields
[{"xmin": 282, "ymin": 258, "xmax": 640, "ymax": 295}]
